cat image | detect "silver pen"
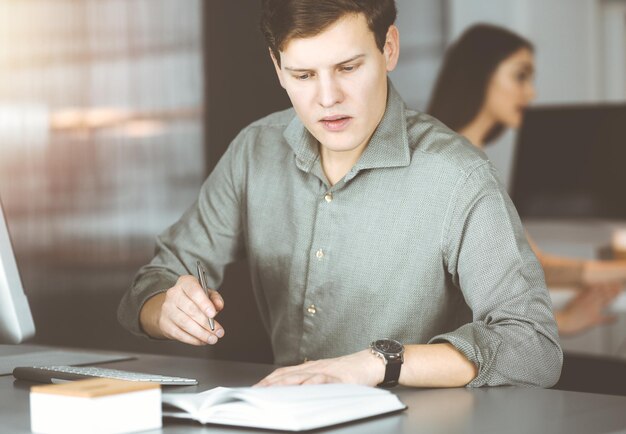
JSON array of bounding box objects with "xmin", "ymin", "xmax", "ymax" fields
[{"xmin": 196, "ymin": 260, "xmax": 215, "ymax": 331}]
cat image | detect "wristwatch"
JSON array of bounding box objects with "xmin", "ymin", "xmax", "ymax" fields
[{"xmin": 370, "ymin": 338, "xmax": 404, "ymax": 388}]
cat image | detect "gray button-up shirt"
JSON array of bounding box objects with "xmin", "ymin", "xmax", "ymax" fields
[{"xmin": 118, "ymin": 83, "xmax": 562, "ymax": 388}]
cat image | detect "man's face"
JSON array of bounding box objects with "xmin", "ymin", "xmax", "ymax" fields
[{"xmin": 272, "ymin": 13, "xmax": 399, "ymax": 157}]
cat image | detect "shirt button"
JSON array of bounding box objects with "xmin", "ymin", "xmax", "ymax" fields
[
  {"xmin": 316, "ymin": 249, "xmax": 324, "ymax": 260},
  {"xmin": 324, "ymin": 192, "xmax": 333, "ymax": 203},
  {"xmin": 307, "ymin": 304, "xmax": 317, "ymax": 315}
]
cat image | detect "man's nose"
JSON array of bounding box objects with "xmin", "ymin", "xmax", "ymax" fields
[{"xmin": 317, "ymin": 75, "xmax": 344, "ymax": 108}]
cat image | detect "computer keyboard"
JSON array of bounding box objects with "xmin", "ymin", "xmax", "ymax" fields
[
  {"xmin": 0, "ymin": 349, "xmax": 134, "ymax": 376},
  {"xmin": 13, "ymin": 365, "xmax": 198, "ymax": 386}
]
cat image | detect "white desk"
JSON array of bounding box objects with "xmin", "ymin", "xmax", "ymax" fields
[{"xmin": 2, "ymin": 347, "xmax": 626, "ymax": 434}]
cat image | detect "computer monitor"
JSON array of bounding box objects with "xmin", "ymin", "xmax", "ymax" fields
[
  {"xmin": 511, "ymin": 104, "xmax": 626, "ymax": 219},
  {"xmin": 0, "ymin": 195, "xmax": 35, "ymax": 344}
]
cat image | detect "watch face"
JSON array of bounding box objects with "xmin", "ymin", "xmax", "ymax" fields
[{"xmin": 373, "ymin": 339, "xmax": 403, "ymax": 355}]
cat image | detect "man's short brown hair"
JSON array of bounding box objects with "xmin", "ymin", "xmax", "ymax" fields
[{"xmin": 260, "ymin": 0, "xmax": 397, "ymax": 66}]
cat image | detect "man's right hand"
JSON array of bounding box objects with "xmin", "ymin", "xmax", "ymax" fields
[{"xmin": 139, "ymin": 275, "xmax": 225, "ymax": 345}]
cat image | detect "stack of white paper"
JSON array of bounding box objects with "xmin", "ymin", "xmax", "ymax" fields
[
  {"xmin": 162, "ymin": 383, "xmax": 406, "ymax": 431},
  {"xmin": 30, "ymin": 378, "xmax": 162, "ymax": 434}
]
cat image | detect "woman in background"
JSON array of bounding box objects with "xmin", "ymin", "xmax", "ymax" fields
[{"xmin": 427, "ymin": 24, "xmax": 625, "ymax": 336}]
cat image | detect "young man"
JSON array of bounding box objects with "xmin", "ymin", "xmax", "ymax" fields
[{"xmin": 118, "ymin": 0, "xmax": 562, "ymax": 388}]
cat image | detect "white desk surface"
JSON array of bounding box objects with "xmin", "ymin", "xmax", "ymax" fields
[{"xmin": 2, "ymin": 346, "xmax": 626, "ymax": 434}]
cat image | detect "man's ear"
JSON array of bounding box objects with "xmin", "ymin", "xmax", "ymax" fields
[
  {"xmin": 269, "ymin": 49, "xmax": 286, "ymax": 89},
  {"xmin": 383, "ymin": 25, "xmax": 400, "ymax": 72}
]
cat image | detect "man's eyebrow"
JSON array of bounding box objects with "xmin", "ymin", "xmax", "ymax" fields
[{"xmin": 283, "ymin": 54, "xmax": 366, "ymax": 72}]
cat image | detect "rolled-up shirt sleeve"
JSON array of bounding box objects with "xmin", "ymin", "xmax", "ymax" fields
[
  {"xmin": 430, "ymin": 162, "xmax": 563, "ymax": 388},
  {"xmin": 117, "ymin": 133, "xmax": 247, "ymax": 337}
]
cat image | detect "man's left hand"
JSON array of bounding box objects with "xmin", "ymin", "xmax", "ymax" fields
[{"xmin": 254, "ymin": 350, "xmax": 384, "ymax": 387}]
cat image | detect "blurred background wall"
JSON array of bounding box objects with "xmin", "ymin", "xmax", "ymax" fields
[
  {"xmin": 0, "ymin": 0, "xmax": 624, "ymax": 362},
  {"xmin": 0, "ymin": 0, "xmax": 209, "ymax": 357}
]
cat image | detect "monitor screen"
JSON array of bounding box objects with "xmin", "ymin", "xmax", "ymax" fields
[
  {"xmin": 0, "ymin": 196, "xmax": 35, "ymax": 344},
  {"xmin": 511, "ymin": 104, "xmax": 626, "ymax": 219}
]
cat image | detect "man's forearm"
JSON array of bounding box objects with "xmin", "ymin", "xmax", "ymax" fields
[
  {"xmin": 256, "ymin": 342, "xmax": 479, "ymax": 387},
  {"xmin": 399, "ymin": 343, "xmax": 477, "ymax": 387}
]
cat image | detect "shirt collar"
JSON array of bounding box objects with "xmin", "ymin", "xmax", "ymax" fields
[{"xmin": 283, "ymin": 79, "xmax": 411, "ymax": 174}]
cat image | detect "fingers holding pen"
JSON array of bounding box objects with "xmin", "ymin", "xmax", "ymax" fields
[
  {"xmin": 209, "ymin": 290, "xmax": 225, "ymax": 313},
  {"xmin": 158, "ymin": 275, "xmax": 224, "ymax": 344},
  {"xmin": 177, "ymin": 289, "xmax": 225, "ymax": 340},
  {"xmin": 161, "ymin": 311, "xmax": 225, "ymax": 345},
  {"xmin": 160, "ymin": 287, "xmax": 223, "ymax": 344},
  {"xmin": 180, "ymin": 276, "xmax": 222, "ymax": 319}
]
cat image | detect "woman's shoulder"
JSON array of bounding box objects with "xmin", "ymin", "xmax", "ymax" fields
[{"xmin": 405, "ymin": 110, "xmax": 492, "ymax": 179}]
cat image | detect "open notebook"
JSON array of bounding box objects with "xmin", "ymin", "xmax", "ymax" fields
[{"xmin": 162, "ymin": 383, "xmax": 407, "ymax": 431}]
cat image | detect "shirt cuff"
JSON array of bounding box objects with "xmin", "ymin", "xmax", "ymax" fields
[
  {"xmin": 117, "ymin": 270, "xmax": 178, "ymax": 339},
  {"xmin": 428, "ymin": 322, "xmax": 502, "ymax": 387}
]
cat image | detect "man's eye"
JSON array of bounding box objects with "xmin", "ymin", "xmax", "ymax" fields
[
  {"xmin": 295, "ymin": 73, "xmax": 311, "ymax": 80},
  {"xmin": 341, "ymin": 65, "xmax": 356, "ymax": 72}
]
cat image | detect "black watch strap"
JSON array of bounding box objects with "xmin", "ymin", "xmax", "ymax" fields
[{"xmin": 379, "ymin": 359, "xmax": 402, "ymax": 388}]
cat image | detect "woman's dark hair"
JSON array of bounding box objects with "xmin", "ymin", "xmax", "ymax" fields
[
  {"xmin": 260, "ymin": 0, "xmax": 396, "ymax": 67},
  {"xmin": 427, "ymin": 24, "xmax": 533, "ymax": 144}
]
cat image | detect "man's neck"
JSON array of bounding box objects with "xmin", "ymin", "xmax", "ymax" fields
[{"xmin": 319, "ymin": 143, "xmax": 367, "ymax": 186}]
